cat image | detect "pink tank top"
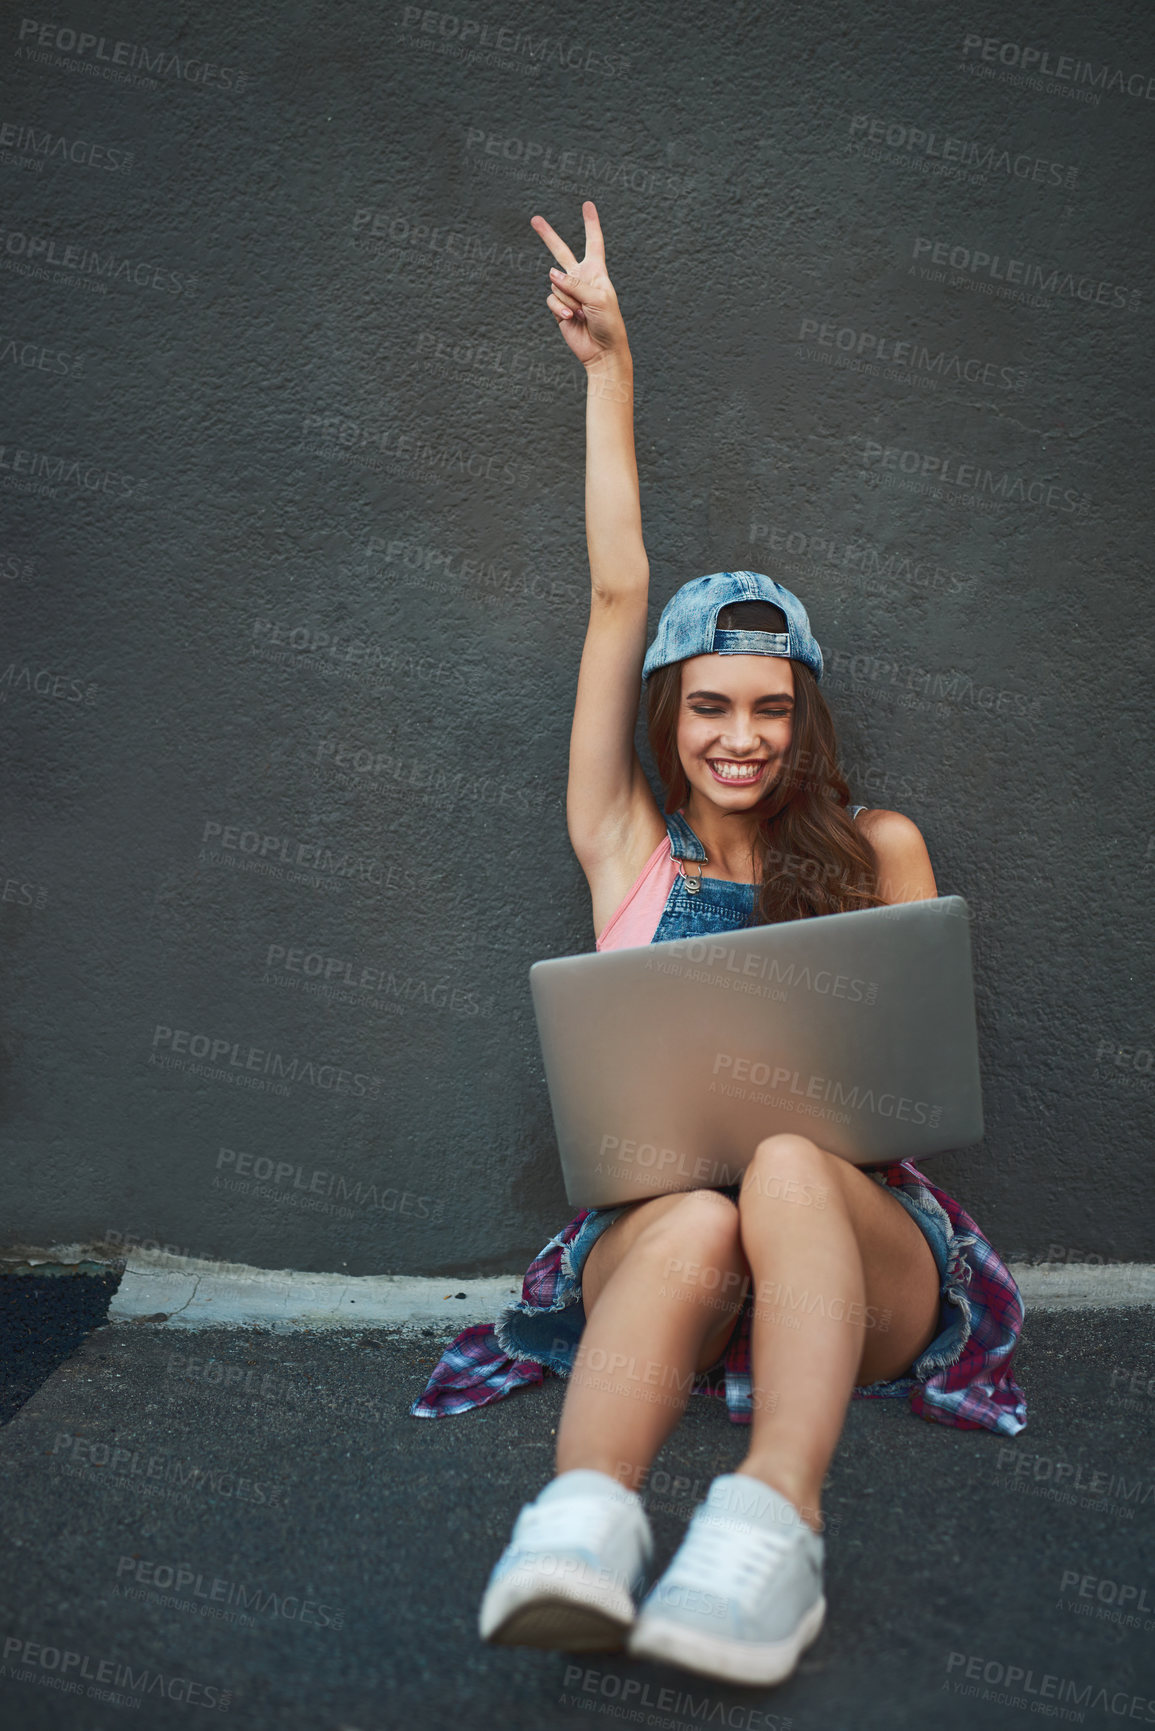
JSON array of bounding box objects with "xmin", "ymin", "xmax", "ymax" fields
[{"xmin": 595, "ymin": 831, "xmax": 681, "ymax": 953}]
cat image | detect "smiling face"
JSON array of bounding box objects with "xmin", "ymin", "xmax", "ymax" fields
[{"xmin": 675, "ymin": 653, "xmax": 796, "ymax": 806}]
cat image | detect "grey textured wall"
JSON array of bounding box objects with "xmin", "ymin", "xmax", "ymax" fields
[{"xmin": 2, "ymin": 0, "xmax": 1152, "ymax": 1276}]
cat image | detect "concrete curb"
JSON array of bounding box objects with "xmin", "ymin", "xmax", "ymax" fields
[
  {"xmin": 7, "ymin": 1248, "xmax": 1152, "ymax": 1330},
  {"xmin": 112, "ymin": 1264, "xmax": 520, "ymax": 1330},
  {"xmin": 1010, "ymin": 1263, "xmax": 1155, "ymax": 1310}
]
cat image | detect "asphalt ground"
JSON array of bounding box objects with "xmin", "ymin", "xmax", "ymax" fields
[{"xmin": 1, "ymin": 1305, "xmax": 1154, "ymax": 1731}]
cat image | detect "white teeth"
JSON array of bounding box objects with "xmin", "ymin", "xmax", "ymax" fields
[{"xmin": 709, "ymin": 760, "xmax": 763, "ymax": 781}]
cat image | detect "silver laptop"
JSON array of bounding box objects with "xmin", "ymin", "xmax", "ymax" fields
[{"xmin": 529, "ymin": 897, "xmax": 983, "ymax": 1208}]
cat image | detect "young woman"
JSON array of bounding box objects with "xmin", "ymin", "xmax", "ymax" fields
[{"xmin": 411, "ymin": 200, "xmax": 1026, "ymax": 1689}]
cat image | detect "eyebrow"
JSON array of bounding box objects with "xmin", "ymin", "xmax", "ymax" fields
[{"xmin": 684, "ymin": 689, "xmax": 795, "ymax": 703}]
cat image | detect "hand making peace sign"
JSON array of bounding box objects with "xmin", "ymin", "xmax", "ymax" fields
[{"xmin": 529, "ymin": 199, "xmax": 630, "ymax": 368}]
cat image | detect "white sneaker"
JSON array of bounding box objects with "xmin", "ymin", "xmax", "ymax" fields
[
  {"xmin": 628, "ymin": 1473, "xmax": 825, "ymax": 1685},
  {"xmin": 479, "ymin": 1469, "xmax": 654, "ymax": 1651}
]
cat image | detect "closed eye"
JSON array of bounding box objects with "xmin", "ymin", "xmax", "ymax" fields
[{"xmin": 690, "ymin": 704, "xmax": 791, "ymax": 717}]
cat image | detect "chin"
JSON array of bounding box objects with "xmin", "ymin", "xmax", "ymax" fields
[
  {"xmin": 696, "ymin": 766, "xmax": 773, "ymax": 798},
  {"xmin": 698, "ymin": 781, "xmax": 761, "ymax": 805}
]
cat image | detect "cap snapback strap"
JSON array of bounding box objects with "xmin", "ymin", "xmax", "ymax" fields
[{"xmin": 711, "ymin": 628, "xmax": 792, "ymax": 656}]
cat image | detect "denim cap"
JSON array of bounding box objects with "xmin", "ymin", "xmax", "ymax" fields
[{"xmin": 641, "ymin": 571, "xmax": 823, "ymax": 684}]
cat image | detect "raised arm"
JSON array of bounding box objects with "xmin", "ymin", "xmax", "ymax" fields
[{"xmin": 530, "ymin": 201, "xmax": 666, "ymax": 936}]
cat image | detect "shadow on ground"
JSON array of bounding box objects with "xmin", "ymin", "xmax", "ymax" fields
[{"xmin": 0, "ymin": 1262, "xmax": 123, "ymax": 1425}]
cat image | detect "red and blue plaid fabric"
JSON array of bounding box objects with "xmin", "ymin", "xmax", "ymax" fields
[{"xmin": 410, "ymin": 1159, "xmax": 1027, "ymax": 1436}]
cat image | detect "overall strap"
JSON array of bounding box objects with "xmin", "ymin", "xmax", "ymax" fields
[
  {"xmin": 664, "ymin": 809, "xmax": 707, "ymax": 896},
  {"xmin": 664, "ymin": 809, "xmax": 708, "ymax": 862}
]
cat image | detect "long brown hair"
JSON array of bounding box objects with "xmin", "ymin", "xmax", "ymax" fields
[{"xmin": 644, "ymin": 602, "xmax": 884, "ymax": 925}]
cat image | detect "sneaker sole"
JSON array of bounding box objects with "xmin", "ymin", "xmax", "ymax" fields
[
  {"xmin": 479, "ymin": 1568, "xmax": 637, "ymax": 1652},
  {"xmin": 627, "ymin": 1594, "xmax": 826, "ymax": 1686}
]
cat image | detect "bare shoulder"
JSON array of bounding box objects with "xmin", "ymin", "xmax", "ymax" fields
[
  {"xmin": 854, "ymin": 807, "xmax": 925, "ymax": 849},
  {"xmin": 854, "ymin": 807, "xmax": 938, "ymax": 903}
]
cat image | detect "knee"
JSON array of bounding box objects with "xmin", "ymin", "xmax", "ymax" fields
[
  {"xmin": 740, "ymin": 1134, "xmax": 837, "ymax": 1209},
  {"xmin": 634, "ymin": 1189, "xmax": 741, "ymax": 1281}
]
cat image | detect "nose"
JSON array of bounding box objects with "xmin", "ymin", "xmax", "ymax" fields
[{"xmin": 716, "ymin": 720, "xmax": 762, "ymax": 753}]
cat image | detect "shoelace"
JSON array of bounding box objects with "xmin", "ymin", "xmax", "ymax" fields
[
  {"xmin": 667, "ymin": 1513, "xmax": 797, "ymax": 1596},
  {"xmin": 516, "ymin": 1495, "xmax": 639, "ymax": 1559}
]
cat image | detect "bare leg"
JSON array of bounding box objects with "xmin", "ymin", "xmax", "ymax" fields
[
  {"xmin": 554, "ymin": 1190, "xmax": 750, "ymax": 1487},
  {"xmin": 734, "ymin": 1134, "xmax": 942, "ymax": 1530}
]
